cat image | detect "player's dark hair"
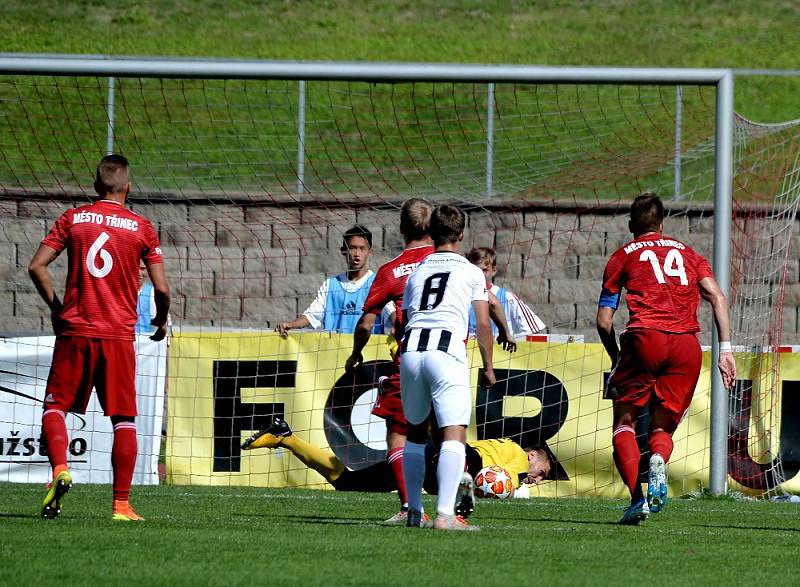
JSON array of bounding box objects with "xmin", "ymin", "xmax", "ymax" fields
[
  {"xmin": 629, "ymin": 192, "xmax": 664, "ymax": 235},
  {"xmin": 523, "ymin": 444, "xmax": 565, "ymax": 481},
  {"xmin": 467, "ymin": 247, "xmax": 497, "ymax": 266},
  {"xmin": 400, "ymin": 198, "xmax": 433, "ymax": 242},
  {"xmin": 341, "ymin": 225, "xmax": 372, "ymax": 250},
  {"xmin": 430, "ymin": 205, "xmax": 465, "ymax": 247},
  {"xmin": 95, "ymin": 154, "xmax": 130, "ymax": 196}
]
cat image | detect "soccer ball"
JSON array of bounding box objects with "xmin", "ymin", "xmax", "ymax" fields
[{"xmin": 474, "ymin": 465, "xmax": 514, "ymax": 499}]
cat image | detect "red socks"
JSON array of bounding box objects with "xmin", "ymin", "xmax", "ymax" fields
[
  {"xmin": 112, "ymin": 422, "xmax": 138, "ymax": 502},
  {"xmin": 44, "ymin": 410, "xmax": 138, "ymax": 503},
  {"xmin": 649, "ymin": 429, "xmax": 674, "ymax": 463},
  {"xmin": 387, "ymin": 447, "xmax": 408, "ymax": 507},
  {"xmin": 612, "ymin": 425, "xmax": 641, "ymax": 498},
  {"xmin": 42, "ymin": 409, "xmax": 68, "ymax": 474}
]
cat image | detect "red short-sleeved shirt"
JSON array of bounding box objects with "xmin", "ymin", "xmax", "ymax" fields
[
  {"xmin": 42, "ymin": 199, "xmax": 163, "ymax": 340},
  {"xmin": 363, "ymin": 245, "xmax": 434, "ymax": 340},
  {"xmin": 601, "ymin": 233, "xmax": 713, "ymax": 333}
]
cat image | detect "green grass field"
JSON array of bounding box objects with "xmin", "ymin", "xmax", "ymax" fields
[
  {"xmin": 1, "ymin": 483, "xmax": 798, "ymax": 585},
  {"xmin": 1, "ymin": 0, "xmax": 799, "ymax": 122},
  {"xmin": 1, "ymin": 4, "xmax": 800, "ymax": 584}
]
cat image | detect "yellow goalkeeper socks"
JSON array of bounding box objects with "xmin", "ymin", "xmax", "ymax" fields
[{"xmin": 280, "ymin": 435, "xmax": 346, "ymax": 483}]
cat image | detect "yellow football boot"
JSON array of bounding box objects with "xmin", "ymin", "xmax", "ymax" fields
[
  {"xmin": 112, "ymin": 500, "xmax": 145, "ymax": 522},
  {"xmin": 41, "ymin": 467, "xmax": 72, "ymax": 520}
]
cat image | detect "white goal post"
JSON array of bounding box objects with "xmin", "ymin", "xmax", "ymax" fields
[{"xmin": 0, "ymin": 55, "xmax": 735, "ymax": 495}]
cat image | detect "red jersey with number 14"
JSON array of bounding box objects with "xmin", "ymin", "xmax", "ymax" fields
[
  {"xmin": 363, "ymin": 244, "xmax": 435, "ymax": 340},
  {"xmin": 42, "ymin": 199, "xmax": 163, "ymax": 340},
  {"xmin": 601, "ymin": 232, "xmax": 713, "ymax": 333}
]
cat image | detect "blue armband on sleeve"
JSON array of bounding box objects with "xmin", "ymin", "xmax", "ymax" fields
[{"xmin": 598, "ymin": 288, "xmax": 620, "ymax": 310}]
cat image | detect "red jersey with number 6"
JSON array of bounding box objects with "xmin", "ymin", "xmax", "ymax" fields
[
  {"xmin": 601, "ymin": 232, "xmax": 714, "ymax": 333},
  {"xmin": 363, "ymin": 244, "xmax": 435, "ymax": 340},
  {"xmin": 41, "ymin": 199, "xmax": 163, "ymax": 340}
]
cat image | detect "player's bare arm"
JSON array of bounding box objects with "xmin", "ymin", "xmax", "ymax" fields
[
  {"xmin": 28, "ymin": 244, "xmax": 60, "ymax": 308},
  {"xmin": 596, "ymin": 306, "xmax": 619, "ymax": 365},
  {"xmin": 488, "ymin": 289, "xmax": 516, "ymax": 353},
  {"xmin": 473, "ymin": 299, "xmax": 495, "ymax": 388},
  {"xmin": 699, "ymin": 275, "xmax": 737, "ymax": 389},
  {"xmin": 146, "ymin": 262, "xmax": 171, "ymax": 342},
  {"xmin": 345, "ymin": 311, "xmax": 377, "ymax": 373},
  {"xmin": 275, "ymin": 314, "xmax": 311, "ymax": 337},
  {"xmin": 28, "ymin": 244, "xmax": 64, "ymax": 332}
]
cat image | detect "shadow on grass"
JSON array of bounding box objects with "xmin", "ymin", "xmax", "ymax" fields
[
  {"xmin": 290, "ymin": 511, "xmax": 626, "ymax": 528},
  {"xmin": 488, "ymin": 510, "xmax": 624, "ymax": 526},
  {"xmin": 516, "ymin": 516, "xmax": 621, "ymax": 527},
  {"xmin": 693, "ymin": 523, "xmax": 800, "ymax": 533},
  {"xmin": 235, "ymin": 512, "xmax": 382, "ymax": 526},
  {"xmin": 0, "ymin": 512, "xmax": 37, "ymax": 520}
]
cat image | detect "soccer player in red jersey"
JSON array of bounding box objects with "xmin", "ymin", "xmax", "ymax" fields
[
  {"xmin": 345, "ymin": 198, "xmax": 435, "ymax": 525},
  {"xmin": 28, "ymin": 154, "xmax": 170, "ymax": 521},
  {"xmin": 596, "ymin": 193, "xmax": 736, "ymax": 525}
]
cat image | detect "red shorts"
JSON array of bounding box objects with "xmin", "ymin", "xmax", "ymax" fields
[
  {"xmin": 607, "ymin": 329, "xmax": 702, "ymax": 425},
  {"xmin": 44, "ymin": 336, "xmax": 137, "ymax": 417},
  {"xmin": 371, "ymin": 372, "xmax": 408, "ymax": 435}
]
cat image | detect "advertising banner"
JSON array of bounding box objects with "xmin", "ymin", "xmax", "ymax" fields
[
  {"xmin": 0, "ymin": 336, "xmax": 167, "ymax": 484},
  {"xmin": 168, "ymin": 331, "xmax": 800, "ymax": 497}
]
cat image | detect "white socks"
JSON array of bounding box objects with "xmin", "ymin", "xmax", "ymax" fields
[{"xmin": 436, "ymin": 440, "xmax": 465, "ymax": 517}]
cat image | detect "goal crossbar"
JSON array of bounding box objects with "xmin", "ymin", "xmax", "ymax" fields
[{"xmin": 0, "ymin": 54, "xmax": 731, "ymax": 84}]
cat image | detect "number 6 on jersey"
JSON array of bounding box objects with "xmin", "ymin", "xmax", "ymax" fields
[{"xmin": 86, "ymin": 231, "xmax": 114, "ymax": 278}]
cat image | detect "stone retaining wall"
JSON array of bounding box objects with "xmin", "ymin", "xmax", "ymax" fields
[{"xmin": 2, "ymin": 195, "xmax": 796, "ymax": 345}]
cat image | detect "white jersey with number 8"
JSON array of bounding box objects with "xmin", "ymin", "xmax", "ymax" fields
[{"xmin": 402, "ymin": 251, "xmax": 488, "ymax": 363}]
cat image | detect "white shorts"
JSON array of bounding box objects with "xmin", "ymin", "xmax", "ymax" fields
[{"xmin": 400, "ymin": 350, "xmax": 471, "ymax": 428}]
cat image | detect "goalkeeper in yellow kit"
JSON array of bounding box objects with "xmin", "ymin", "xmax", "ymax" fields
[{"xmin": 241, "ymin": 417, "xmax": 563, "ymax": 516}]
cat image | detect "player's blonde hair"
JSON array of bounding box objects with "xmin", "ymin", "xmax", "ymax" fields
[
  {"xmin": 400, "ymin": 198, "xmax": 433, "ymax": 242},
  {"xmin": 95, "ymin": 154, "xmax": 130, "ymax": 196}
]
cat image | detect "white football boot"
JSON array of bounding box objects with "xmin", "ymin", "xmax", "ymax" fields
[{"xmin": 647, "ymin": 453, "xmax": 668, "ymax": 513}]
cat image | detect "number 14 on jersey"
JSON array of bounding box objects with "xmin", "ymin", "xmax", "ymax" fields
[{"xmin": 639, "ymin": 249, "xmax": 688, "ymax": 286}]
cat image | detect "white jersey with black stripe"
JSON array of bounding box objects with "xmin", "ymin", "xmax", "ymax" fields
[{"xmin": 402, "ymin": 251, "xmax": 488, "ymax": 360}]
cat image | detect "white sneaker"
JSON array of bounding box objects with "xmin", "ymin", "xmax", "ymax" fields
[
  {"xmin": 434, "ymin": 514, "xmax": 480, "ymax": 531},
  {"xmin": 383, "ymin": 509, "xmax": 432, "ymax": 527},
  {"xmin": 455, "ymin": 472, "xmax": 475, "ymax": 519},
  {"xmin": 647, "ymin": 453, "xmax": 668, "ymax": 513},
  {"xmin": 383, "ymin": 510, "xmax": 408, "ymax": 525}
]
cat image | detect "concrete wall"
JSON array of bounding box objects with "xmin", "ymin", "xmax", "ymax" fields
[{"xmin": 2, "ymin": 195, "xmax": 797, "ymax": 345}]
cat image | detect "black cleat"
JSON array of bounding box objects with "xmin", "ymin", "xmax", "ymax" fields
[
  {"xmin": 405, "ymin": 508, "xmax": 432, "ymax": 528},
  {"xmin": 241, "ymin": 417, "xmax": 293, "ymax": 450}
]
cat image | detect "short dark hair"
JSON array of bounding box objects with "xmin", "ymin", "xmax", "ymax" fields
[
  {"xmin": 95, "ymin": 154, "xmax": 130, "ymax": 196},
  {"xmin": 467, "ymin": 247, "xmax": 497, "ymax": 266},
  {"xmin": 430, "ymin": 205, "xmax": 465, "ymax": 247},
  {"xmin": 629, "ymin": 192, "xmax": 664, "ymax": 235},
  {"xmin": 341, "ymin": 225, "xmax": 372, "ymax": 249},
  {"xmin": 524, "ymin": 444, "xmax": 569, "ymax": 481},
  {"xmin": 400, "ymin": 198, "xmax": 433, "ymax": 242}
]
